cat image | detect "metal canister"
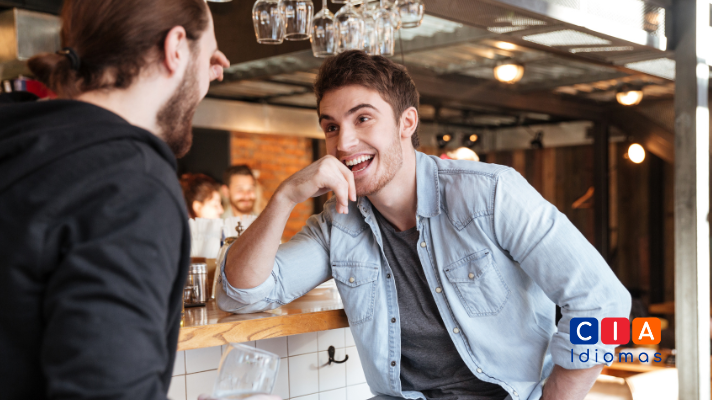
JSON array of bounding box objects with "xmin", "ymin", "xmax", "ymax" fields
[{"xmin": 185, "ymin": 262, "xmax": 207, "ymax": 305}]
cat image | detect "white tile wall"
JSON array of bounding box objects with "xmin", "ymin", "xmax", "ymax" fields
[
  {"xmin": 345, "ymin": 347, "xmax": 366, "ymax": 387},
  {"xmin": 257, "ymin": 337, "xmax": 289, "ymax": 358},
  {"xmin": 317, "ymin": 329, "xmax": 345, "ymax": 352},
  {"xmin": 289, "ymin": 353, "xmax": 320, "ymax": 397},
  {"xmin": 185, "ymin": 347, "xmax": 222, "ymax": 374},
  {"xmin": 347, "ymin": 383, "xmax": 372, "ymax": 400},
  {"xmin": 173, "ymin": 351, "xmax": 186, "ymax": 376},
  {"xmin": 288, "ymin": 332, "xmax": 318, "ymax": 356},
  {"xmin": 168, "ymin": 375, "xmax": 186, "ymax": 400},
  {"xmin": 319, "ymin": 387, "xmax": 346, "ymax": 400},
  {"xmin": 186, "ymin": 370, "xmax": 218, "ymax": 400},
  {"xmin": 170, "ymin": 328, "xmax": 368, "ymax": 400},
  {"xmin": 317, "ymin": 349, "xmax": 346, "ymax": 392}
]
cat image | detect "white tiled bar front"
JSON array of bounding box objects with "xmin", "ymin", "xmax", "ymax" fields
[{"xmin": 168, "ymin": 328, "xmax": 370, "ymax": 400}]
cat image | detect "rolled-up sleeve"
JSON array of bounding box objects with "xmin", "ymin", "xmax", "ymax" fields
[
  {"xmin": 217, "ymin": 210, "xmax": 334, "ymax": 314},
  {"xmin": 493, "ymin": 168, "xmax": 631, "ymax": 369}
]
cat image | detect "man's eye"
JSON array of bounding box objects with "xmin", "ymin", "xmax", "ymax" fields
[
  {"xmin": 326, "ymin": 125, "xmax": 338, "ymax": 132},
  {"xmin": 358, "ymin": 116, "xmax": 371, "ymax": 123}
]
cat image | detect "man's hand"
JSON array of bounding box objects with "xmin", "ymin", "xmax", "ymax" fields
[
  {"xmin": 277, "ymin": 155, "xmax": 356, "ymax": 214},
  {"xmin": 209, "ymin": 50, "xmax": 230, "ymax": 82},
  {"xmin": 541, "ymin": 364, "xmax": 603, "ymax": 400}
]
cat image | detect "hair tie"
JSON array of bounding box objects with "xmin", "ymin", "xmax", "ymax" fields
[{"xmin": 57, "ymin": 47, "xmax": 81, "ymax": 71}]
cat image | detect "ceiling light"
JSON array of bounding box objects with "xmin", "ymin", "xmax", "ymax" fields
[
  {"xmin": 628, "ymin": 143, "xmax": 645, "ymax": 163},
  {"xmin": 616, "ymin": 85, "xmax": 643, "ymax": 106},
  {"xmin": 494, "ymin": 42, "xmax": 517, "ymax": 51},
  {"xmin": 443, "ymin": 134, "xmax": 451, "ymax": 142},
  {"xmin": 494, "ymin": 60, "xmax": 524, "ymax": 84}
]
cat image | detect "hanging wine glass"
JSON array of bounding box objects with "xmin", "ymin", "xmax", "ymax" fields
[
  {"xmin": 394, "ymin": 0, "xmax": 423, "ymax": 28},
  {"xmin": 280, "ymin": 0, "xmax": 314, "ymax": 40},
  {"xmin": 252, "ymin": 0, "xmax": 285, "ymax": 44},
  {"xmin": 374, "ymin": 0, "xmax": 399, "ymax": 56},
  {"xmin": 361, "ymin": 1, "xmax": 378, "ymax": 55},
  {"xmin": 334, "ymin": 0, "xmax": 365, "ymax": 53},
  {"xmin": 311, "ymin": 0, "xmax": 336, "ymax": 57}
]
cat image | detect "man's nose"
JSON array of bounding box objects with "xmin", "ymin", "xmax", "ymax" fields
[{"xmin": 337, "ymin": 126, "xmax": 358, "ymax": 153}]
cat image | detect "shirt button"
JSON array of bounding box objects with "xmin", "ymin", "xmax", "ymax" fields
[
  {"xmin": 391, "ymin": 318, "xmax": 396, "ymax": 323},
  {"xmin": 453, "ymin": 327, "xmax": 460, "ymax": 334},
  {"xmin": 420, "ymin": 242, "xmax": 426, "ymax": 248},
  {"xmin": 386, "ymin": 274, "xmax": 391, "ymax": 279},
  {"xmin": 391, "ymin": 361, "xmax": 396, "ymax": 367},
  {"xmin": 435, "ymin": 287, "xmax": 442, "ymax": 293},
  {"xmin": 468, "ymin": 273, "xmax": 475, "ymax": 279},
  {"xmin": 349, "ymin": 277, "xmax": 355, "ymax": 283},
  {"xmin": 476, "ymin": 368, "xmax": 483, "ymax": 373},
  {"xmin": 513, "ymin": 391, "xmax": 518, "ymax": 397}
]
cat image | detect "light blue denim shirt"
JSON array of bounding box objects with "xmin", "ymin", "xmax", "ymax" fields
[{"xmin": 217, "ymin": 151, "xmax": 631, "ymax": 400}]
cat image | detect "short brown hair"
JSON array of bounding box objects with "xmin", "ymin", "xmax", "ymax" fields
[
  {"xmin": 180, "ymin": 173, "xmax": 220, "ymax": 218},
  {"xmin": 223, "ymin": 165, "xmax": 255, "ymax": 186},
  {"xmin": 28, "ymin": 0, "xmax": 209, "ymax": 98},
  {"xmin": 314, "ymin": 50, "xmax": 420, "ymax": 148}
]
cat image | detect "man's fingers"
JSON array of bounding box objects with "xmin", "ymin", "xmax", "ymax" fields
[
  {"xmin": 209, "ymin": 51, "xmax": 230, "ymax": 82},
  {"xmin": 334, "ymin": 159, "xmax": 357, "ymax": 203}
]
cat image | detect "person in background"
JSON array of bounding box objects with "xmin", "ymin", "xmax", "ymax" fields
[
  {"xmin": 181, "ymin": 173, "xmax": 224, "ymax": 219},
  {"xmin": 221, "ymin": 164, "xmax": 260, "ymax": 218},
  {"xmin": 0, "ymin": 1, "xmax": 277, "ymax": 399}
]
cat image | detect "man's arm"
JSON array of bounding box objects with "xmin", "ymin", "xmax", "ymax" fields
[
  {"xmin": 41, "ymin": 175, "xmax": 185, "ymax": 400},
  {"xmin": 224, "ymin": 155, "xmax": 355, "ymax": 289},
  {"xmin": 542, "ymin": 364, "xmax": 604, "ymax": 400},
  {"xmin": 492, "ymin": 169, "xmax": 631, "ymax": 397}
]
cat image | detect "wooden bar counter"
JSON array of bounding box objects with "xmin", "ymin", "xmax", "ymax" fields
[{"xmin": 178, "ymin": 285, "xmax": 348, "ymax": 351}]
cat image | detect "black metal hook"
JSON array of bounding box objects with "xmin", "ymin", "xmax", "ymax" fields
[{"xmin": 327, "ymin": 345, "xmax": 349, "ymax": 365}]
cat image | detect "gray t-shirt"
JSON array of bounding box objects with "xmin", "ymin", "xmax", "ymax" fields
[{"xmin": 374, "ymin": 209, "xmax": 509, "ymax": 400}]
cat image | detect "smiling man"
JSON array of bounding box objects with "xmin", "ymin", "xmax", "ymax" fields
[{"xmin": 219, "ymin": 51, "xmax": 631, "ymax": 400}]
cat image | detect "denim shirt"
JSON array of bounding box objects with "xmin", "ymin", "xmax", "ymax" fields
[{"xmin": 217, "ymin": 151, "xmax": 632, "ymax": 400}]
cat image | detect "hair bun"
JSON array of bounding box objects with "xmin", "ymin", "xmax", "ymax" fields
[{"xmin": 27, "ymin": 52, "xmax": 74, "ymax": 95}]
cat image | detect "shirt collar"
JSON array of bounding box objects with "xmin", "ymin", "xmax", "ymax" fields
[{"xmin": 415, "ymin": 151, "xmax": 441, "ymax": 218}]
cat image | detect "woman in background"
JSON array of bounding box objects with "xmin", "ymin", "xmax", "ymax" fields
[{"xmin": 180, "ymin": 173, "xmax": 224, "ymax": 219}]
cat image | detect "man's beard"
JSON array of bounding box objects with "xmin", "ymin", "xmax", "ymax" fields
[
  {"xmin": 231, "ymin": 200, "xmax": 255, "ymax": 214},
  {"xmin": 157, "ymin": 59, "xmax": 200, "ymax": 158},
  {"xmin": 356, "ymin": 131, "xmax": 403, "ymax": 197}
]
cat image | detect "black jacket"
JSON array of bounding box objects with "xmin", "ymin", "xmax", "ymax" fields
[{"xmin": 0, "ymin": 100, "xmax": 190, "ymax": 399}]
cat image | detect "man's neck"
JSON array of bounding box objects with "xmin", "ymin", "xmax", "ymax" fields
[
  {"xmin": 75, "ymin": 76, "xmax": 171, "ymax": 137},
  {"xmin": 367, "ymin": 148, "xmax": 418, "ymax": 232}
]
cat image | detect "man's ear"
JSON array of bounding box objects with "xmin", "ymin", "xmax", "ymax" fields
[
  {"xmin": 192, "ymin": 200, "xmax": 202, "ymax": 217},
  {"xmin": 220, "ymin": 184, "xmax": 229, "ymax": 198},
  {"xmin": 400, "ymin": 107, "xmax": 419, "ymax": 142},
  {"xmin": 162, "ymin": 26, "xmax": 189, "ymax": 76}
]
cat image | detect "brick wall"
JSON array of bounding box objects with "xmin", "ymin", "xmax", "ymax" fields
[{"xmin": 230, "ymin": 132, "xmax": 315, "ymax": 241}]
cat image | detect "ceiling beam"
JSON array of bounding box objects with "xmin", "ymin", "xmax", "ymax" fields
[
  {"xmin": 411, "ymin": 72, "xmax": 605, "ymax": 119},
  {"xmin": 606, "ymin": 106, "xmax": 674, "ymax": 163}
]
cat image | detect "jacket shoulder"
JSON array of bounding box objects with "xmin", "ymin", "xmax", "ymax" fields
[{"xmin": 433, "ymin": 158, "xmax": 515, "ymax": 229}]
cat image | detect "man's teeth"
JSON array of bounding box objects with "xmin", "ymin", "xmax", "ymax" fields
[{"xmin": 345, "ymin": 155, "xmax": 373, "ymax": 167}]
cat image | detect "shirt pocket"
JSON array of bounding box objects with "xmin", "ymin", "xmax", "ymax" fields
[
  {"xmin": 444, "ymin": 249, "xmax": 510, "ymax": 317},
  {"xmin": 331, "ymin": 261, "xmax": 380, "ymax": 326}
]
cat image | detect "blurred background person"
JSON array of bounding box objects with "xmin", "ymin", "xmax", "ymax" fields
[
  {"xmin": 181, "ymin": 173, "xmax": 224, "ymax": 219},
  {"xmin": 221, "ymin": 165, "xmax": 261, "ymax": 219}
]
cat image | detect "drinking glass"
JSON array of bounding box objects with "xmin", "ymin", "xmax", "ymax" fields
[
  {"xmin": 280, "ymin": 0, "xmax": 314, "ymax": 40},
  {"xmin": 394, "ymin": 0, "xmax": 423, "ymax": 28},
  {"xmin": 311, "ymin": 0, "xmax": 336, "ymax": 57},
  {"xmin": 361, "ymin": 1, "xmax": 378, "ymax": 55},
  {"xmin": 252, "ymin": 0, "xmax": 285, "ymax": 44},
  {"xmin": 374, "ymin": 0, "xmax": 399, "ymax": 55},
  {"xmin": 334, "ymin": 0, "xmax": 365, "ymax": 53},
  {"xmin": 212, "ymin": 343, "xmax": 281, "ymax": 399}
]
